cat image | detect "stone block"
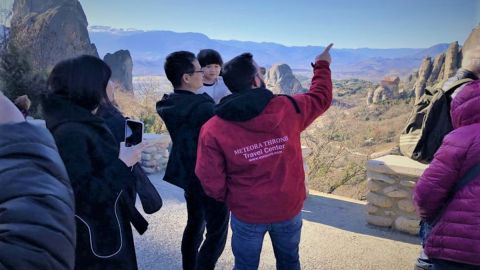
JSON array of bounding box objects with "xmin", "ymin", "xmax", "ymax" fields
[
  {"xmin": 383, "ymin": 186, "xmax": 409, "ymax": 198},
  {"xmin": 384, "ymin": 211, "xmax": 396, "ymax": 216},
  {"xmin": 142, "ymin": 160, "xmax": 157, "ymax": 167},
  {"xmin": 394, "ymin": 216, "xmax": 420, "ymax": 235},
  {"xmin": 367, "ymin": 171, "xmax": 396, "ymax": 184},
  {"xmin": 398, "ymin": 199, "xmax": 416, "ymax": 213},
  {"xmin": 159, "ymin": 143, "xmax": 169, "ymax": 148},
  {"xmin": 367, "ymin": 203, "xmax": 379, "ymax": 214},
  {"xmin": 400, "ymin": 180, "xmax": 416, "ymax": 188},
  {"xmin": 367, "ymin": 215, "xmax": 393, "ymax": 227},
  {"xmin": 141, "ymin": 153, "xmax": 152, "ymax": 160},
  {"xmin": 142, "ymin": 166, "xmax": 157, "ymax": 174},
  {"xmin": 367, "ymin": 155, "xmax": 427, "ymax": 177},
  {"xmin": 367, "ymin": 179, "xmax": 383, "ymax": 192},
  {"xmin": 153, "ymin": 154, "xmax": 163, "ymax": 160},
  {"xmin": 143, "ymin": 146, "xmax": 157, "ymax": 154},
  {"xmin": 367, "ymin": 192, "xmax": 394, "ymax": 208}
]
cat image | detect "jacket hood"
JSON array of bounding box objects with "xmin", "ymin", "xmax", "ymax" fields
[
  {"xmin": 41, "ymin": 94, "xmax": 104, "ymax": 131},
  {"xmin": 450, "ymin": 80, "xmax": 480, "ymax": 129},
  {"xmin": 215, "ymin": 87, "xmax": 274, "ymax": 122}
]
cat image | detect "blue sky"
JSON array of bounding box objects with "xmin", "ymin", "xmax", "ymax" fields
[{"xmin": 79, "ymin": 0, "xmax": 479, "ymax": 48}]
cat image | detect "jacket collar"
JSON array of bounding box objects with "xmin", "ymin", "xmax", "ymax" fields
[
  {"xmin": 173, "ymin": 89, "xmax": 196, "ymax": 95},
  {"xmin": 215, "ymin": 87, "xmax": 274, "ymax": 122}
]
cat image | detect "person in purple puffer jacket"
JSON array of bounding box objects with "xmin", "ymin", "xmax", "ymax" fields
[{"xmin": 414, "ymin": 80, "xmax": 480, "ymax": 270}]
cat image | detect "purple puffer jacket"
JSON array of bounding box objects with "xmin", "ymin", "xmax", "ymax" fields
[{"xmin": 413, "ymin": 80, "xmax": 480, "ymax": 266}]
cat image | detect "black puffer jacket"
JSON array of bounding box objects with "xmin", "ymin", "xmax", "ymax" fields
[
  {"xmin": 156, "ymin": 90, "xmax": 215, "ymax": 190},
  {"xmin": 42, "ymin": 95, "xmax": 143, "ymax": 270},
  {"xmin": 0, "ymin": 121, "xmax": 76, "ymax": 270}
]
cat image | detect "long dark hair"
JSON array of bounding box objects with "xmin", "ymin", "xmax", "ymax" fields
[{"xmin": 47, "ymin": 55, "xmax": 112, "ymax": 111}]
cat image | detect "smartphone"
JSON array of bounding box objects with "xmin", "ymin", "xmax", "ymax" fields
[{"xmin": 125, "ymin": 119, "xmax": 144, "ymax": 147}]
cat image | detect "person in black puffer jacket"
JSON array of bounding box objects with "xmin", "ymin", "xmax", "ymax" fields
[{"xmin": 0, "ymin": 93, "xmax": 76, "ymax": 270}]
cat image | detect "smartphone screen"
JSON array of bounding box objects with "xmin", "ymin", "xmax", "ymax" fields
[{"xmin": 125, "ymin": 119, "xmax": 144, "ymax": 147}]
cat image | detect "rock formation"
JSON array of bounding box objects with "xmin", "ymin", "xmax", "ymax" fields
[
  {"xmin": 405, "ymin": 26, "xmax": 480, "ymax": 100},
  {"xmin": 367, "ymin": 76, "xmax": 400, "ymax": 105},
  {"xmin": 9, "ymin": 0, "xmax": 98, "ymax": 71},
  {"xmin": 462, "ymin": 25, "xmax": 480, "ymax": 53},
  {"xmin": 104, "ymin": 50, "xmax": 133, "ymax": 92},
  {"xmin": 399, "ymin": 71, "xmax": 418, "ymax": 95},
  {"xmin": 265, "ymin": 63, "xmax": 305, "ymax": 95},
  {"xmin": 372, "ymin": 86, "xmax": 387, "ymax": 104},
  {"xmin": 427, "ymin": 53, "xmax": 445, "ymax": 85},
  {"xmin": 366, "ymin": 88, "xmax": 374, "ymax": 105},
  {"xmin": 381, "ymin": 76, "xmax": 400, "ymax": 96},
  {"xmin": 413, "ymin": 57, "xmax": 432, "ymax": 102},
  {"xmin": 442, "ymin": 41, "xmax": 460, "ymax": 80}
]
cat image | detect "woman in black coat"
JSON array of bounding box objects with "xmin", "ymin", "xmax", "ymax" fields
[
  {"xmin": 96, "ymin": 81, "xmax": 162, "ymax": 215},
  {"xmin": 42, "ymin": 55, "xmax": 145, "ymax": 270}
]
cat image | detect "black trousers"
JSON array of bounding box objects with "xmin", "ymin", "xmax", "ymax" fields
[{"xmin": 181, "ymin": 182, "xmax": 229, "ymax": 270}]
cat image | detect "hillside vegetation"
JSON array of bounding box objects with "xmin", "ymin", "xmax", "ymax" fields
[{"xmin": 301, "ymin": 78, "xmax": 413, "ymax": 199}]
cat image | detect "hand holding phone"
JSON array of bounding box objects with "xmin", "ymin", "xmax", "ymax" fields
[
  {"xmin": 125, "ymin": 119, "xmax": 144, "ymax": 147},
  {"xmin": 119, "ymin": 142, "xmax": 144, "ymax": 167}
]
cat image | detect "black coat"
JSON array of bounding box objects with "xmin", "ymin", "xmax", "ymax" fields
[
  {"xmin": 42, "ymin": 95, "xmax": 140, "ymax": 270},
  {"xmin": 97, "ymin": 103, "xmax": 162, "ymax": 214},
  {"xmin": 0, "ymin": 121, "xmax": 76, "ymax": 270},
  {"xmin": 156, "ymin": 90, "xmax": 215, "ymax": 190}
]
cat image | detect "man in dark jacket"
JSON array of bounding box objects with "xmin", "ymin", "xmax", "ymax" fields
[
  {"xmin": 0, "ymin": 93, "xmax": 76, "ymax": 270},
  {"xmin": 195, "ymin": 44, "xmax": 333, "ymax": 270},
  {"xmin": 156, "ymin": 51, "xmax": 229, "ymax": 270}
]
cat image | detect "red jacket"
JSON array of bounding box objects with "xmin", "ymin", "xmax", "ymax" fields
[{"xmin": 195, "ymin": 60, "xmax": 332, "ymax": 223}]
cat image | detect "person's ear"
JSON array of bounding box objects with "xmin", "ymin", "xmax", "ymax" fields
[{"xmin": 182, "ymin": 73, "xmax": 190, "ymax": 85}]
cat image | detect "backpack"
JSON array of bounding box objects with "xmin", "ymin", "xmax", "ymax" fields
[{"xmin": 399, "ymin": 78, "xmax": 473, "ymax": 164}]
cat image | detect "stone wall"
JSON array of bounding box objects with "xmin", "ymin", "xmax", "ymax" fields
[
  {"xmin": 140, "ymin": 133, "xmax": 171, "ymax": 174},
  {"xmin": 366, "ymin": 155, "xmax": 427, "ymax": 235}
]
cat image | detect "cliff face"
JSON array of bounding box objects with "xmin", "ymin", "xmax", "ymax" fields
[
  {"xmin": 9, "ymin": 0, "xmax": 98, "ymax": 71},
  {"xmin": 265, "ymin": 63, "xmax": 305, "ymax": 95},
  {"xmin": 104, "ymin": 50, "xmax": 133, "ymax": 92},
  {"xmin": 406, "ymin": 26, "xmax": 480, "ymax": 99}
]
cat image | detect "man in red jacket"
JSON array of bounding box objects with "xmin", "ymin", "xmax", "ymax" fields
[{"xmin": 195, "ymin": 44, "xmax": 333, "ymax": 270}]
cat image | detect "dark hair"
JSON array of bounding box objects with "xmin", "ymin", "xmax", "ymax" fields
[
  {"xmin": 222, "ymin": 53, "xmax": 256, "ymax": 92},
  {"xmin": 197, "ymin": 49, "xmax": 223, "ymax": 67},
  {"xmin": 47, "ymin": 55, "xmax": 111, "ymax": 111},
  {"xmin": 164, "ymin": 51, "xmax": 196, "ymax": 88}
]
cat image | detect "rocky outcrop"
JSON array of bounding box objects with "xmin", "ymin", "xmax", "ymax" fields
[
  {"xmin": 399, "ymin": 71, "xmax": 418, "ymax": 95},
  {"xmin": 104, "ymin": 50, "xmax": 133, "ymax": 92},
  {"xmin": 413, "ymin": 57, "xmax": 432, "ymax": 102},
  {"xmin": 372, "ymin": 86, "xmax": 388, "ymax": 104},
  {"xmin": 366, "ymin": 88, "xmax": 374, "ymax": 105},
  {"xmin": 405, "ymin": 26, "xmax": 479, "ymax": 99},
  {"xmin": 9, "ymin": 0, "xmax": 98, "ymax": 71},
  {"xmin": 442, "ymin": 42, "xmax": 460, "ymax": 80},
  {"xmin": 461, "ymin": 25, "xmax": 480, "ymax": 57},
  {"xmin": 427, "ymin": 53, "xmax": 445, "ymax": 85},
  {"xmin": 381, "ymin": 76, "xmax": 400, "ymax": 96},
  {"xmin": 368, "ymin": 76, "xmax": 400, "ymax": 105},
  {"xmin": 265, "ymin": 63, "xmax": 305, "ymax": 95}
]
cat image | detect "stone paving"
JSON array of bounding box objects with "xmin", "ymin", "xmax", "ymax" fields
[{"xmin": 134, "ymin": 172, "xmax": 421, "ymax": 270}]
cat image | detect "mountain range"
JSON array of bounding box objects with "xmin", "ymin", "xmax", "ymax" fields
[{"xmin": 91, "ymin": 26, "xmax": 449, "ymax": 80}]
